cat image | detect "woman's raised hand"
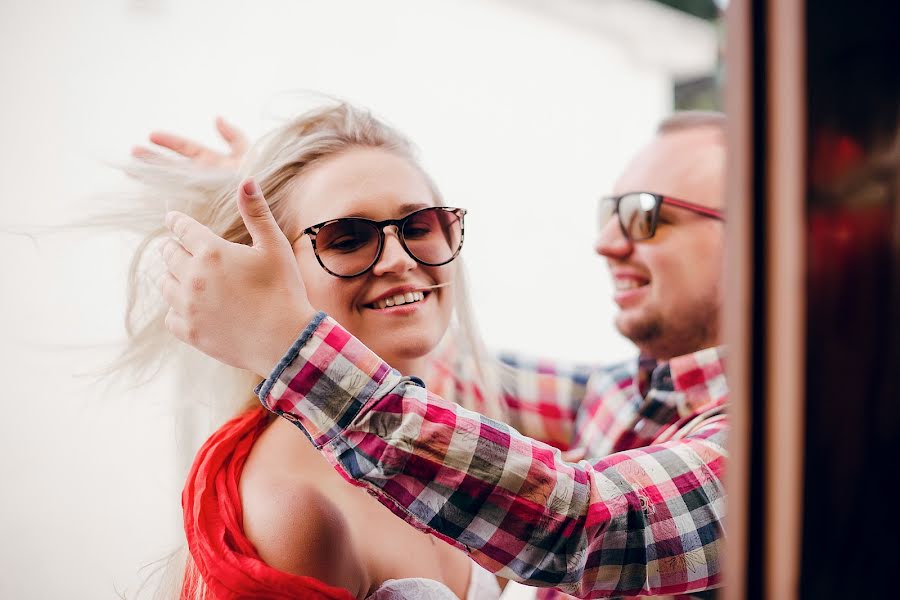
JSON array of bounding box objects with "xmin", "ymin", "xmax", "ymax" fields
[
  {"xmin": 161, "ymin": 177, "xmax": 316, "ymax": 377},
  {"xmin": 133, "ymin": 116, "xmax": 249, "ymax": 170}
]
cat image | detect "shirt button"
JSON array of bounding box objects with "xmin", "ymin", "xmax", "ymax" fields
[{"xmin": 280, "ymin": 411, "xmax": 301, "ymax": 424}]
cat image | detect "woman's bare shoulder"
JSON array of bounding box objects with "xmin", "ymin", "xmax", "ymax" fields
[{"xmin": 239, "ymin": 420, "xmax": 370, "ymax": 596}]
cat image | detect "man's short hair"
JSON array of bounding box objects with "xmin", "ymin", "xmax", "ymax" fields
[{"xmin": 657, "ymin": 111, "xmax": 726, "ymax": 135}]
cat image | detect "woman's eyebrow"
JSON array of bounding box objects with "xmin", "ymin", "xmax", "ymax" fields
[
  {"xmin": 340, "ymin": 202, "xmax": 432, "ymax": 219},
  {"xmin": 396, "ymin": 202, "xmax": 432, "ymax": 214}
]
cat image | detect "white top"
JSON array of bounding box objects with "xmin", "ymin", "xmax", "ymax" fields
[{"xmin": 367, "ymin": 561, "xmax": 502, "ymax": 600}]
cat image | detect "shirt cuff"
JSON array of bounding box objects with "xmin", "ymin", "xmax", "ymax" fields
[
  {"xmin": 254, "ymin": 312, "xmax": 404, "ymax": 447},
  {"xmin": 254, "ymin": 311, "xmax": 328, "ymax": 403}
]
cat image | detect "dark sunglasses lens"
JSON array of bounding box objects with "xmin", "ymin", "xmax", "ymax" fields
[
  {"xmin": 598, "ymin": 198, "xmax": 617, "ymax": 230},
  {"xmin": 619, "ymin": 193, "xmax": 658, "ymax": 240},
  {"xmin": 402, "ymin": 208, "xmax": 463, "ymax": 265},
  {"xmin": 315, "ymin": 219, "xmax": 380, "ymax": 276}
]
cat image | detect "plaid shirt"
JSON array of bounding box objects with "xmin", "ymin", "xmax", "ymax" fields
[{"xmin": 257, "ymin": 313, "xmax": 728, "ymax": 598}]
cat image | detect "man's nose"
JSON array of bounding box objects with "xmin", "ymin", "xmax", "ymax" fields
[
  {"xmin": 371, "ymin": 226, "xmax": 417, "ymax": 276},
  {"xmin": 593, "ymin": 217, "xmax": 634, "ymax": 259}
]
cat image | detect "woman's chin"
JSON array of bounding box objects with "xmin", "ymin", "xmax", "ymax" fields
[{"xmin": 375, "ymin": 339, "xmax": 438, "ymax": 374}]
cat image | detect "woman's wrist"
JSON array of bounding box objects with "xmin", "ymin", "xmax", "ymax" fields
[{"xmin": 254, "ymin": 308, "xmax": 320, "ymax": 378}]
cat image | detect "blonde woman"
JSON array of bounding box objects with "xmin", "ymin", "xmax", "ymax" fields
[{"xmin": 124, "ymin": 102, "xmax": 505, "ymax": 599}]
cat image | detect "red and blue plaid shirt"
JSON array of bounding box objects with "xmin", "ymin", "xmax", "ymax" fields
[{"xmin": 257, "ymin": 313, "xmax": 728, "ymax": 598}]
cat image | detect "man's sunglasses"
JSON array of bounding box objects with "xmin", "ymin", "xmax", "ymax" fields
[
  {"xmin": 598, "ymin": 192, "xmax": 725, "ymax": 241},
  {"xmin": 301, "ymin": 206, "xmax": 466, "ymax": 278}
]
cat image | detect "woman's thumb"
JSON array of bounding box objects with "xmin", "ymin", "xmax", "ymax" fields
[{"xmin": 237, "ymin": 177, "xmax": 285, "ymax": 249}]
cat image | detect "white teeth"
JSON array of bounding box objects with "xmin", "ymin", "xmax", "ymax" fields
[
  {"xmin": 615, "ymin": 279, "xmax": 645, "ymax": 291},
  {"xmin": 372, "ymin": 291, "xmax": 425, "ymax": 309}
]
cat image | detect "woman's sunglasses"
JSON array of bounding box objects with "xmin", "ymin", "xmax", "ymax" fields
[
  {"xmin": 301, "ymin": 206, "xmax": 466, "ymax": 278},
  {"xmin": 598, "ymin": 192, "xmax": 725, "ymax": 241}
]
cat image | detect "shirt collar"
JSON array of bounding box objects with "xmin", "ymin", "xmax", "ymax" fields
[{"xmin": 636, "ymin": 346, "xmax": 728, "ymax": 416}]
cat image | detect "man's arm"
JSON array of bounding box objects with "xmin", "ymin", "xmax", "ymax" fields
[
  {"xmin": 262, "ymin": 314, "xmax": 727, "ymax": 598},
  {"xmin": 495, "ymin": 353, "xmax": 595, "ymax": 450},
  {"xmin": 162, "ymin": 190, "xmax": 726, "ymax": 598},
  {"xmin": 429, "ymin": 341, "xmax": 595, "ymax": 450}
]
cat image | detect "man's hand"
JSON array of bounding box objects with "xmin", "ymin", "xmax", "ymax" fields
[
  {"xmin": 133, "ymin": 116, "xmax": 249, "ymax": 170},
  {"xmin": 161, "ymin": 177, "xmax": 316, "ymax": 377}
]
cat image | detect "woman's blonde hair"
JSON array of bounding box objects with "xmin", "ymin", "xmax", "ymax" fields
[
  {"xmin": 115, "ymin": 101, "xmax": 503, "ymax": 597},
  {"xmin": 118, "ymin": 101, "xmax": 500, "ymax": 415}
]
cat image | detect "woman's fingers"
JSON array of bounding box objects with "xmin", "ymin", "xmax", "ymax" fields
[
  {"xmin": 148, "ymin": 131, "xmax": 212, "ymax": 159},
  {"xmin": 131, "ymin": 145, "xmax": 164, "ymax": 161},
  {"xmin": 215, "ymin": 116, "xmax": 249, "ymax": 157},
  {"xmin": 135, "ymin": 118, "xmax": 247, "ymax": 169}
]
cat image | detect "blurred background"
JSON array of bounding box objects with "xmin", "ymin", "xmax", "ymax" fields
[{"xmin": 0, "ymin": 1, "xmax": 721, "ymax": 598}]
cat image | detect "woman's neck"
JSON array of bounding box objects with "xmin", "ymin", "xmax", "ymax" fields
[{"xmin": 387, "ymin": 356, "xmax": 429, "ymax": 381}]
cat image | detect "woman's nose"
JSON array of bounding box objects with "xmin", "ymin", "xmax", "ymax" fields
[{"xmin": 371, "ymin": 226, "xmax": 417, "ymax": 276}]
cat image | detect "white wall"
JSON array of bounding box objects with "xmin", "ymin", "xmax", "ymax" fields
[{"xmin": 0, "ymin": 1, "xmax": 704, "ymax": 598}]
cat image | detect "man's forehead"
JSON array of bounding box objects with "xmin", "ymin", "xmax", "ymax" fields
[{"xmin": 612, "ymin": 127, "xmax": 726, "ymax": 208}]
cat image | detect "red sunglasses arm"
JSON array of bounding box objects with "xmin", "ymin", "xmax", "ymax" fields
[{"xmin": 662, "ymin": 196, "xmax": 726, "ymax": 220}]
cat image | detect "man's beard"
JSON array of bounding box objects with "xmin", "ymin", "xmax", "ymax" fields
[{"xmin": 616, "ymin": 299, "xmax": 720, "ymax": 360}]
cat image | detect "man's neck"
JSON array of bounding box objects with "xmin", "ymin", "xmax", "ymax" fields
[{"xmin": 637, "ymin": 340, "xmax": 722, "ymax": 363}]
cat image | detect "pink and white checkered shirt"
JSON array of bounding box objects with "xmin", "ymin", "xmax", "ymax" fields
[{"xmin": 258, "ymin": 313, "xmax": 728, "ymax": 598}]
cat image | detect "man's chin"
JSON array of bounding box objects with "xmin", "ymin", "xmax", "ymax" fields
[{"xmin": 614, "ymin": 312, "xmax": 662, "ymax": 346}]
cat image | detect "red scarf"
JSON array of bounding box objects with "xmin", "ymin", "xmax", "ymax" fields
[{"xmin": 181, "ymin": 406, "xmax": 356, "ymax": 600}]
